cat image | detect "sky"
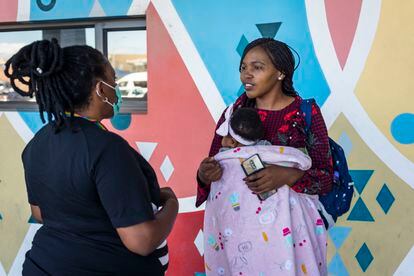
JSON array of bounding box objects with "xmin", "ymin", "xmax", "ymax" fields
[{"xmin": 0, "ymin": 28, "xmax": 146, "ymax": 60}]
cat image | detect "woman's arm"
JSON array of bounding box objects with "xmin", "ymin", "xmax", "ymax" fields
[
  {"xmin": 291, "ymin": 103, "xmax": 333, "ymax": 195},
  {"xmin": 116, "ymin": 187, "xmax": 178, "ymax": 256},
  {"xmin": 30, "ymin": 204, "xmax": 43, "ymax": 223},
  {"xmin": 195, "ymin": 110, "xmax": 227, "ymax": 207},
  {"xmin": 244, "ymin": 165, "xmax": 305, "ymax": 194}
]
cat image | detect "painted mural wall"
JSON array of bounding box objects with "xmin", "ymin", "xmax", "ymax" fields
[{"xmin": 0, "ymin": 0, "xmax": 413, "ymax": 275}]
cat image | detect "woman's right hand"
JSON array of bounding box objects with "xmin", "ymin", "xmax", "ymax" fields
[{"xmin": 198, "ymin": 157, "xmax": 223, "ymax": 184}]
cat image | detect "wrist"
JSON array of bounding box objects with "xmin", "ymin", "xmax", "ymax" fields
[
  {"xmin": 288, "ymin": 168, "xmax": 305, "ymax": 185},
  {"xmin": 197, "ymin": 171, "xmax": 210, "ymax": 187}
]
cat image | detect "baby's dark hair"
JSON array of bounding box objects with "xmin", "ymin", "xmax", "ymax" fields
[
  {"xmin": 4, "ymin": 38, "xmax": 108, "ymax": 131},
  {"xmin": 230, "ymin": 107, "xmax": 265, "ymax": 142}
]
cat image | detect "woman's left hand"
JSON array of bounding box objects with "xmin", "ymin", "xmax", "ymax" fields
[{"xmin": 244, "ymin": 165, "xmax": 305, "ymax": 194}]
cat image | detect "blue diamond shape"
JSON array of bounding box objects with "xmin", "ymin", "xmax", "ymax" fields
[
  {"xmin": 355, "ymin": 243, "xmax": 373, "ymax": 272},
  {"xmin": 328, "ymin": 253, "xmax": 349, "ymax": 276},
  {"xmin": 329, "ymin": 226, "xmax": 352, "ymax": 249},
  {"xmin": 347, "ymin": 198, "xmax": 374, "ymax": 222},
  {"xmin": 256, "ymin": 22, "xmax": 282, "ymax": 38},
  {"xmin": 338, "ymin": 132, "xmax": 353, "ymax": 157},
  {"xmin": 194, "ymin": 273, "xmax": 206, "ymax": 276},
  {"xmin": 376, "ymin": 184, "xmax": 395, "ymax": 214},
  {"xmin": 349, "ymin": 170, "xmax": 374, "ymax": 194},
  {"xmin": 236, "ymin": 35, "xmax": 249, "ymax": 56}
]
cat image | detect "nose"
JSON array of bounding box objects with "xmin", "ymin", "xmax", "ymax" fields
[{"xmin": 241, "ymin": 68, "xmax": 253, "ymax": 81}]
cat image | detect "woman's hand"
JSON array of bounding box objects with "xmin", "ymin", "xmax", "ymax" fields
[
  {"xmin": 244, "ymin": 165, "xmax": 305, "ymax": 194},
  {"xmin": 197, "ymin": 157, "xmax": 223, "ymax": 184}
]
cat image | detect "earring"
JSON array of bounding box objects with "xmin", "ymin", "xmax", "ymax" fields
[{"xmin": 278, "ymin": 77, "xmax": 283, "ymax": 80}]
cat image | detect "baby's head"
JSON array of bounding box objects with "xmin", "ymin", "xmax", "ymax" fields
[{"xmin": 221, "ymin": 107, "xmax": 265, "ymax": 148}]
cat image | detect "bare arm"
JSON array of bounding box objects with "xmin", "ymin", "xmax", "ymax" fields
[
  {"xmin": 30, "ymin": 204, "xmax": 43, "ymax": 224},
  {"xmin": 116, "ymin": 187, "xmax": 178, "ymax": 256}
]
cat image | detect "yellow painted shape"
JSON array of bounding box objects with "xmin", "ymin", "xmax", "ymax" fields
[
  {"xmin": 355, "ymin": 0, "xmax": 414, "ymax": 161},
  {"xmin": 0, "ymin": 115, "xmax": 31, "ymax": 272},
  {"xmin": 279, "ymin": 146, "xmax": 285, "ymax": 154},
  {"xmin": 328, "ymin": 115, "xmax": 414, "ymax": 275}
]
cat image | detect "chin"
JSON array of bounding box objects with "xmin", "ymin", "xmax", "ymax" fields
[{"xmin": 245, "ymin": 90, "xmax": 258, "ymax": 99}]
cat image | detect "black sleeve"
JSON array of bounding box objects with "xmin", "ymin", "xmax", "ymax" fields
[
  {"xmin": 24, "ymin": 171, "xmax": 38, "ymax": 205},
  {"xmin": 93, "ymin": 137, "xmax": 155, "ymax": 228},
  {"xmin": 22, "ymin": 147, "xmax": 38, "ymax": 205}
]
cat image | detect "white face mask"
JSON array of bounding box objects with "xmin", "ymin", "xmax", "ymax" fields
[{"xmin": 96, "ymin": 81, "xmax": 123, "ymax": 116}]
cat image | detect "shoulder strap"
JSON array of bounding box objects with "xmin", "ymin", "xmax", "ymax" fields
[{"xmin": 300, "ymin": 98, "xmax": 315, "ymax": 134}]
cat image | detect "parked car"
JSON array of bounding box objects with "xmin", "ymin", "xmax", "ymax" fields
[
  {"xmin": 116, "ymin": 72, "xmax": 147, "ymax": 99},
  {"xmin": 0, "ymin": 81, "xmax": 13, "ymax": 95}
]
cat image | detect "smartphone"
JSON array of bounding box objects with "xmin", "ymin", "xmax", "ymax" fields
[
  {"xmin": 241, "ymin": 154, "xmax": 265, "ymax": 176},
  {"xmin": 241, "ymin": 154, "xmax": 276, "ymax": 200}
]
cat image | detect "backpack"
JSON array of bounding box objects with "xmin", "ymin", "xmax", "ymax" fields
[{"xmin": 300, "ymin": 99, "xmax": 354, "ymax": 222}]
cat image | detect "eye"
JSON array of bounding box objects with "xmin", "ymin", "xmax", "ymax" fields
[
  {"xmin": 240, "ymin": 65, "xmax": 246, "ymax": 71},
  {"xmin": 254, "ymin": 65, "xmax": 263, "ymax": 70}
]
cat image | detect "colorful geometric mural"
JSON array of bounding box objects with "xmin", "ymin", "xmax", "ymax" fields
[{"xmin": 0, "ymin": 0, "xmax": 413, "ymax": 275}]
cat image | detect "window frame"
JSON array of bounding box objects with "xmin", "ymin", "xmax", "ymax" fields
[{"xmin": 0, "ymin": 16, "xmax": 147, "ymax": 113}]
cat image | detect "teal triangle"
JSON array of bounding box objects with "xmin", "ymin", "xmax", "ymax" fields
[
  {"xmin": 0, "ymin": 213, "xmax": 2, "ymax": 220},
  {"xmin": 329, "ymin": 226, "xmax": 352, "ymax": 249},
  {"xmin": 347, "ymin": 198, "xmax": 375, "ymax": 222},
  {"xmin": 256, "ymin": 22, "xmax": 282, "ymax": 38},
  {"xmin": 28, "ymin": 215, "xmax": 39, "ymax": 224},
  {"xmin": 236, "ymin": 35, "xmax": 249, "ymax": 56},
  {"xmin": 328, "ymin": 253, "xmax": 349, "ymax": 276},
  {"xmin": 349, "ymin": 170, "xmax": 374, "ymax": 194}
]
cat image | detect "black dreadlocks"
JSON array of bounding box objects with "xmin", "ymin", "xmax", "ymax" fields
[{"xmin": 4, "ymin": 38, "xmax": 108, "ymax": 131}]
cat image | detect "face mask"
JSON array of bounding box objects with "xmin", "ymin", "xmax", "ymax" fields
[{"xmin": 97, "ymin": 81, "xmax": 123, "ymax": 116}]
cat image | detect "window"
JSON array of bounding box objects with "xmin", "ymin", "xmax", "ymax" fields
[
  {"xmin": 0, "ymin": 18, "xmax": 147, "ymax": 113},
  {"xmin": 106, "ymin": 29, "xmax": 147, "ymax": 101},
  {"xmin": 0, "ymin": 27, "xmax": 94, "ymax": 104}
]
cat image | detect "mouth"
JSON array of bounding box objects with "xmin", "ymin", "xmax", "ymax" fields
[{"xmin": 243, "ymin": 83, "xmax": 255, "ymax": 91}]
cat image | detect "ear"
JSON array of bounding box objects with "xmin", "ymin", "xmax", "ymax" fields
[
  {"xmin": 278, "ymin": 73, "xmax": 285, "ymax": 81},
  {"xmin": 95, "ymin": 81, "xmax": 103, "ymax": 97}
]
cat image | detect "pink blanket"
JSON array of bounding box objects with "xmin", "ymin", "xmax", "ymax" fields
[{"xmin": 204, "ymin": 145, "xmax": 327, "ymax": 275}]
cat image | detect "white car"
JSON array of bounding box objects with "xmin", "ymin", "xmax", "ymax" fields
[{"xmin": 116, "ymin": 72, "xmax": 148, "ymax": 99}]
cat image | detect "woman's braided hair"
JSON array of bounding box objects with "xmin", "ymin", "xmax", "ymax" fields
[
  {"xmin": 4, "ymin": 38, "xmax": 108, "ymax": 131},
  {"xmin": 239, "ymin": 38, "xmax": 299, "ymax": 107}
]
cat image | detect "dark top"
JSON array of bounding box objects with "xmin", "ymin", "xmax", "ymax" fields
[
  {"xmin": 22, "ymin": 117, "xmax": 165, "ymax": 275},
  {"xmin": 196, "ymin": 94, "xmax": 333, "ymax": 207}
]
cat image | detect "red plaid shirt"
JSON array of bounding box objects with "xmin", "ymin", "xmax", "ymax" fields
[{"xmin": 196, "ymin": 94, "xmax": 333, "ymax": 207}]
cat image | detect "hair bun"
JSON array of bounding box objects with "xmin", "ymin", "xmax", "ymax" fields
[
  {"xmin": 3, "ymin": 38, "xmax": 64, "ymax": 97},
  {"xmin": 31, "ymin": 38, "xmax": 64, "ymax": 77}
]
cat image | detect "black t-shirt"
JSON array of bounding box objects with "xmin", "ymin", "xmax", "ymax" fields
[{"xmin": 22, "ymin": 117, "xmax": 165, "ymax": 275}]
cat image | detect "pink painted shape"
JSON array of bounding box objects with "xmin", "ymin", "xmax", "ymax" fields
[
  {"xmin": 104, "ymin": 3, "xmax": 216, "ymax": 200},
  {"xmin": 0, "ymin": 0, "xmax": 18, "ymax": 22},
  {"xmin": 104, "ymin": 5, "xmax": 209, "ymax": 274},
  {"xmin": 325, "ymin": 0, "xmax": 362, "ymax": 69}
]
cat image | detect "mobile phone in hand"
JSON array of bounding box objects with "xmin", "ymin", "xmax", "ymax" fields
[{"xmin": 241, "ymin": 154, "xmax": 276, "ymax": 200}]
